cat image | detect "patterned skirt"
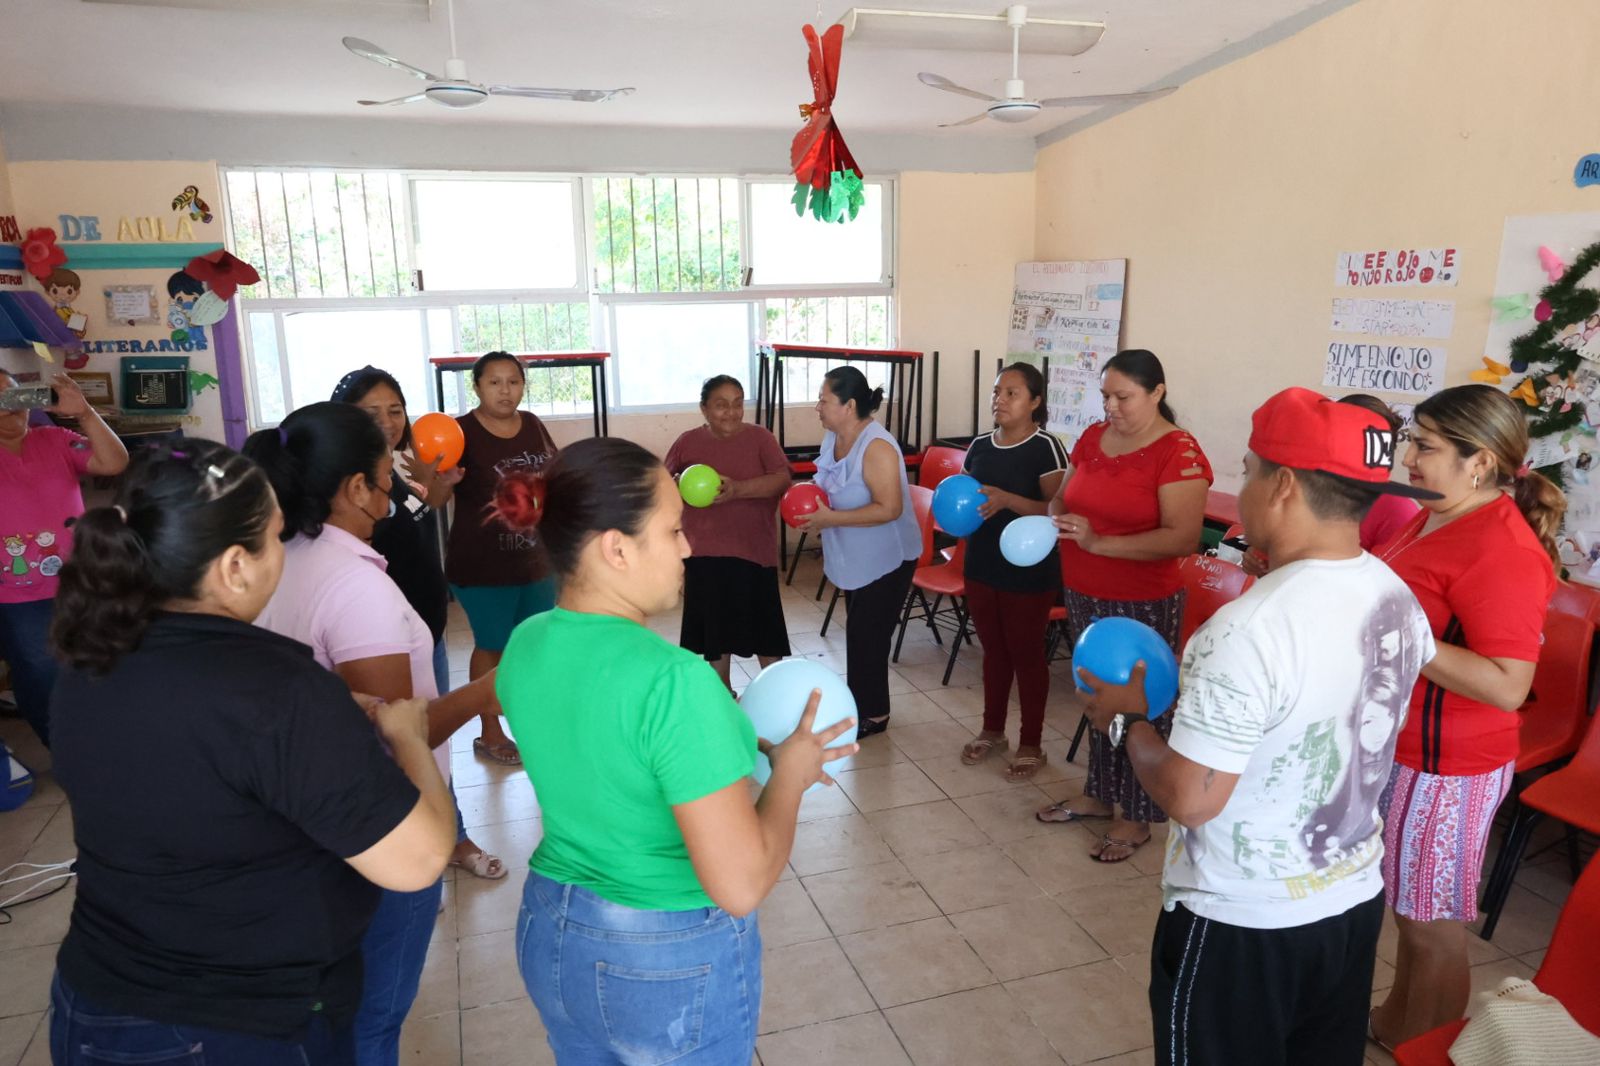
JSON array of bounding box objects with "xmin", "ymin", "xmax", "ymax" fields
[
  {"xmin": 1064, "ymin": 587, "xmax": 1187, "ymax": 824},
  {"xmin": 1379, "ymin": 760, "xmax": 1514, "ymax": 922}
]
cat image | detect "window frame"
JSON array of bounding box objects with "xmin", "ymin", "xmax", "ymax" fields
[{"xmin": 739, "ymin": 176, "xmax": 896, "ymax": 294}]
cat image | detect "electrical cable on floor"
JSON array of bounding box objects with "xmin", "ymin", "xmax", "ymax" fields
[{"xmin": 0, "ymin": 860, "xmax": 76, "ymax": 924}]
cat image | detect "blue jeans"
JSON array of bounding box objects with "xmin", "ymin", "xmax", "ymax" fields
[
  {"xmin": 50, "ymin": 973, "xmax": 355, "ymax": 1064},
  {"xmin": 516, "ymin": 871, "xmax": 762, "ymax": 1066},
  {"xmin": 433, "ymin": 638, "xmax": 468, "ymax": 846},
  {"xmin": 0, "ymin": 598, "xmax": 58, "ymax": 748},
  {"xmin": 354, "ymin": 879, "xmax": 443, "ymax": 1066}
]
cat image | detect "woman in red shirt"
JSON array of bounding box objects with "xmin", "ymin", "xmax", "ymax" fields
[
  {"xmin": 1036, "ymin": 350, "xmax": 1212, "ymax": 862},
  {"xmin": 1369, "ymin": 385, "xmax": 1563, "ymax": 1048}
]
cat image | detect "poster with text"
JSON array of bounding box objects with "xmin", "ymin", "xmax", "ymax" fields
[
  {"xmin": 1322, "ymin": 342, "xmax": 1446, "ymax": 396},
  {"xmin": 1335, "ymin": 247, "xmax": 1461, "ymax": 288},
  {"xmin": 1006, "ymin": 259, "xmax": 1126, "ymax": 445}
]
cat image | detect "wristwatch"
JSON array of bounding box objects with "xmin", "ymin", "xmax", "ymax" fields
[{"xmin": 1108, "ymin": 713, "xmax": 1146, "ymax": 749}]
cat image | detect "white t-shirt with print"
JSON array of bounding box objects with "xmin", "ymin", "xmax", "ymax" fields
[{"xmin": 1161, "ymin": 553, "xmax": 1435, "ymax": 929}]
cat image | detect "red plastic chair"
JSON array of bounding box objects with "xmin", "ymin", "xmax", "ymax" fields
[
  {"xmin": 917, "ymin": 445, "xmax": 968, "ymax": 492},
  {"xmin": 1550, "ymin": 580, "xmax": 1600, "ymax": 627},
  {"xmin": 1395, "ymin": 852, "xmax": 1600, "ymax": 1064},
  {"xmin": 1477, "ymin": 608, "xmax": 1596, "ymax": 940},
  {"xmin": 891, "ymin": 540, "xmax": 972, "ymax": 685},
  {"xmin": 821, "ymin": 485, "xmax": 935, "ymax": 638}
]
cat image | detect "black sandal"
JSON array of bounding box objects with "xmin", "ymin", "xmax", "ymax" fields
[{"xmin": 857, "ymin": 715, "xmax": 890, "ymax": 738}]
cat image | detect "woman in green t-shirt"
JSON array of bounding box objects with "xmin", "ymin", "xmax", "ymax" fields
[{"xmin": 493, "ymin": 436, "xmax": 855, "ymax": 1065}]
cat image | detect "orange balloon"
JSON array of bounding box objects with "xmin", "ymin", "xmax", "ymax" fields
[{"xmin": 412, "ymin": 412, "xmax": 465, "ymax": 471}]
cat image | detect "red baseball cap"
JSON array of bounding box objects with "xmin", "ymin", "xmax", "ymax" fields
[{"xmin": 1249, "ymin": 388, "xmax": 1440, "ymax": 499}]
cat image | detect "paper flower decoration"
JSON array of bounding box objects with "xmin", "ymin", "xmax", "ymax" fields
[
  {"xmin": 789, "ymin": 23, "xmax": 864, "ymax": 225},
  {"xmin": 1469, "ymin": 356, "xmax": 1511, "ymax": 385},
  {"xmin": 1492, "ymin": 293, "xmax": 1534, "ymax": 323},
  {"xmin": 1511, "ymin": 378, "xmax": 1540, "ymax": 406},
  {"xmin": 184, "ymin": 249, "xmax": 261, "ymax": 301},
  {"xmin": 20, "ymin": 228, "xmax": 65, "ymax": 282},
  {"xmin": 1538, "ymin": 245, "xmax": 1567, "ymax": 283}
]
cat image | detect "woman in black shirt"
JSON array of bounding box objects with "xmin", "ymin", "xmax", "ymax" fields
[
  {"xmin": 47, "ymin": 440, "xmax": 453, "ymax": 1065},
  {"xmin": 332, "ymin": 366, "xmax": 507, "ymax": 882},
  {"xmin": 956, "ymin": 363, "xmax": 1069, "ymax": 781}
]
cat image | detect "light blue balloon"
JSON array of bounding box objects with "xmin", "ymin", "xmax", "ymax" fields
[
  {"xmin": 741, "ymin": 659, "xmax": 858, "ymax": 794},
  {"xmin": 999, "ymin": 514, "xmax": 1057, "ymax": 567},
  {"xmin": 931, "ymin": 474, "xmax": 986, "ymax": 537},
  {"xmin": 1071, "ymin": 617, "xmax": 1179, "ymax": 719}
]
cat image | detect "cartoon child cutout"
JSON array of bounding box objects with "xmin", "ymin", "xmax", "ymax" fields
[
  {"xmin": 34, "ymin": 530, "xmax": 61, "ymax": 579},
  {"xmin": 45, "ymin": 268, "xmax": 87, "ymax": 339},
  {"xmin": 166, "ymin": 270, "xmax": 207, "ymax": 347},
  {"xmin": 4, "ymin": 534, "xmax": 33, "ymax": 587}
]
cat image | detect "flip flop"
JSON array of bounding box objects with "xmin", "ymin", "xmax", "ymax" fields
[
  {"xmin": 473, "ymin": 737, "xmax": 522, "ymax": 765},
  {"xmin": 450, "ymin": 847, "xmax": 508, "ymax": 880},
  {"xmin": 1035, "ymin": 801, "xmax": 1111, "ymax": 824},
  {"xmin": 961, "ymin": 734, "xmax": 1009, "ymax": 765},
  {"xmin": 1091, "ymin": 832, "xmax": 1150, "ymax": 863}
]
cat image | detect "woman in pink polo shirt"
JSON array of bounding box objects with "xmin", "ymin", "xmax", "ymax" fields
[{"xmin": 243, "ymin": 402, "xmax": 450, "ymax": 1066}]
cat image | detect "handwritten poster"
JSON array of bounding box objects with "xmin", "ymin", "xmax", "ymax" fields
[
  {"xmin": 1006, "ymin": 259, "xmax": 1126, "ymax": 444},
  {"xmin": 1322, "ymin": 343, "xmax": 1446, "ymax": 396},
  {"xmin": 1330, "ymin": 298, "xmax": 1454, "ymax": 339},
  {"xmin": 1335, "ymin": 247, "xmax": 1460, "ymax": 288}
]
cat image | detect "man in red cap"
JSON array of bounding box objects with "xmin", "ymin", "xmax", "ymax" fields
[{"xmin": 1078, "ymin": 387, "xmax": 1441, "ymax": 1065}]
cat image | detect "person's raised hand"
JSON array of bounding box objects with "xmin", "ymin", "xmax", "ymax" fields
[{"xmin": 768, "ymin": 688, "xmax": 857, "ymax": 790}]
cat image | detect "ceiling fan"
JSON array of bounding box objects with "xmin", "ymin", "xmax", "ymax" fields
[
  {"xmin": 920, "ymin": 4, "xmax": 1175, "ymax": 127},
  {"xmin": 342, "ymin": 0, "xmax": 634, "ymax": 110}
]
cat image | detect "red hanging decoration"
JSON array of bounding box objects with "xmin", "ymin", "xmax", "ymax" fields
[
  {"xmin": 789, "ymin": 24, "xmax": 865, "ymax": 224},
  {"xmin": 20, "ymin": 228, "xmax": 66, "ymax": 282}
]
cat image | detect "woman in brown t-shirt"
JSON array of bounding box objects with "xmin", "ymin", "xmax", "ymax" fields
[{"xmin": 439, "ymin": 351, "xmax": 558, "ymax": 764}]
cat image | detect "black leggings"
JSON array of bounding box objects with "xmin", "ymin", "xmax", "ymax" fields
[{"xmin": 842, "ymin": 559, "xmax": 917, "ymax": 720}]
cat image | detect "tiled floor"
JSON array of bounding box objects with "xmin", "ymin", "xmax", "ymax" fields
[{"xmin": 0, "ymin": 552, "xmax": 1578, "ymax": 1065}]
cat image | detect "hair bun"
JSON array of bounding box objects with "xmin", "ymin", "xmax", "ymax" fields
[{"xmin": 492, "ymin": 471, "xmax": 548, "ymax": 531}]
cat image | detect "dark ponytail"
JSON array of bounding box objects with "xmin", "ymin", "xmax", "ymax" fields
[
  {"xmin": 493, "ymin": 437, "xmax": 663, "ymax": 579},
  {"xmin": 823, "ymin": 365, "xmax": 884, "ymax": 418},
  {"xmin": 1104, "ymin": 349, "xmax": 1176, "ymax": 424},
  {"xmin": 242, "ymin": 402, "xmax": 388, "ymax": 540},
  {"xmin": 51, "ymin": 441, "xmax": 274, "ymax": 674}
]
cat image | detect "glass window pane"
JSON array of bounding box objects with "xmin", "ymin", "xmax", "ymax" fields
[
  {"xmin": 413, "ymin": 180, "xmax": 578, "ymax": 291},
  {"xmin": 612, "ymin": 303, "xmax": 751, "ymax": 408},
  {"xmin": 748, "ymin": 182, "xmax": 886, "ymax": 286},
  {"xmin": 246, "ymin": 312, "xmax": 285, "ymax": 425},
  {"xmin": 280, "ymin": 309, "xmax": 430, "ymax": 414}
]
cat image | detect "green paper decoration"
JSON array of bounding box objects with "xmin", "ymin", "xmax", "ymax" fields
[
  {"xmin": 790, "ymin": 170, "xmax": 864, "ymax": 225},
  {"xmin": 1503, "ymin": 238, "xmax": 1600, "ymax": 489},
  {"xmin": 1492, "ymin": 293, "xmax": 1535, "ymax": 323}
]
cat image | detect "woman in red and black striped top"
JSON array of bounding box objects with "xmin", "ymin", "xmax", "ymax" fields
[{"xmin": 1369, "ymin": 384, "xmax": 1564, "ymax": 1048}]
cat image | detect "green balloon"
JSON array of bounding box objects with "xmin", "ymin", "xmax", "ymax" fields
[{"xmin": 678, "ymin": 464, "xmax": 721, "ymax": 507}]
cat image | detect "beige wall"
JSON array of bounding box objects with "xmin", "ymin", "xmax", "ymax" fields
[
  {"xmin": 1034, "ymin": 0, "xmax": 1600, "ymax": 490},
  {"xmin": 0, "ymin": 129, "xmax": 14, "ymax": 222}
]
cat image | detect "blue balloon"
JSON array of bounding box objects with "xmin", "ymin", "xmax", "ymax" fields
[
  {"xmin": 931, "ymin": 474, "xmax": 986, "ymax": 537},
  {"xmin": 1071, "ymin": 617, "xmax": 1179, "ymax": 719},
  {"xmin": 999, "ymin": 514, "xmax": 1057, "ymax": 567},
  {"xmin": 740, "ymin": 659, "xmax": 858, "ymax": 794}
]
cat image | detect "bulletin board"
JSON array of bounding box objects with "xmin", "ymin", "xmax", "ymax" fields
[{"xmin": 1005, "ymin": 260, "xmax": 1126, "ymax": 446}]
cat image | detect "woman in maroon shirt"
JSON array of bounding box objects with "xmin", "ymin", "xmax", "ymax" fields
[
  {"xmin": 663, "ymin": 375, "xmax": 792, "ymax": 690},
  {"xmin": 1037, "ymin": 350, "xmax": 1211, "ymax": 864}
]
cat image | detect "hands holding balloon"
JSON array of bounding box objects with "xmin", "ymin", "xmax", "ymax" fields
[
  {"xmin": 1053, "ymin": 512, "xmax": 1100, "ymax": 552},
  {"xmin": 976, "ymin": 485, "xmax": 1016, "ymax": 519},
  {"xmin": 766, "ymin": 688, "xmax": 858, "ymax": 791}
]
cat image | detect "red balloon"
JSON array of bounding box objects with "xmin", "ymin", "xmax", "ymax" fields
[
  {"xmin": 412, "ymin": 412, "xmax": 465, "ymax": 471},
  {"xmin": 780, "ymin": 483, "xmax": 830, "ymax": 528}
]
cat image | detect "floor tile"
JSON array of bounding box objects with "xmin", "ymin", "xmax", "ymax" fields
[
  {"xmin": 864, "ymin": 800, "xmax": 989, "ymax": 860},
  {"xmin": 911, "ymin": 750, "xmax": 1035, "ymax": 799},
  {"xmin": 839, "ymin": 733, "xmax": 908, "ymax": 772},
  {"xmin": 757, "ymin": 939, "xmax": 875, "ymax": 1035},
  {"xmin": 885, "ymin": 692, "xmax": 955, "ymax": 726},
  {"xmin": 1008, "ymin": 959, "xmax": 1153, "ymax": 1064},
  {"xmin": 1464, "ymin": 956, "xmax": 1538, "ymax": 1017},
  {"xmin": 833, "ymin": 763, "xmax": 944, "ymax": 814},
  {"xmin": 802, "ymin": 859, "xmax": 940, "ymax": 936},
  {"xmin": 901, "ymin": 844, "xmax": 1042, "ymax": 914},
  {"xmin": 840, "ymin": 916, "xmax": 996, "ymax": 1008},
  {"xmin": 787, "ymin": 815, "xmax": 896, "ymax": 877},
  {"xmin": 1001, "ymin": 826, "xmax": 1148, "ymax": 895},
  {"xmin": 885, "ymin": 985, "xmax": 1064, "ymax": 1066},
  {"xmin": 399, "ymin": 1008, "xmax": 461, "ymax": 1065},
  {"xmin": 1470, "ymin": 885, "xmax": 1563, "ymax": 957},
  {"xmin": 758, "ymin": 1011, "xmax": 912, "ymax": 1066},
  {"xmin": 0, "ymin": 1013, "xmax": 41, "ymax": 1066},
  {"xmin": 1055, "ymin": 879, "xmax": 1164, "ymax": 959},
  {"xmin": 461, "ymin": 999, "xmax": 555, "ymax": 1065},
  {"xmin": 457, "ymin": 929, "xmax": 523, "ymax": 1010},
  {"xmin": 948, "ymin": 897, "xmax": 1108, "ymax": 981},
  {"xmin": 0, "ymin": 945, "xmax": 57, "ymax": 1019},
  {"xmin": 755, "ymin": 878, "xmax": 832, "ymax": 949},
  {"xmin": 885, "ymin": 720, "xmax": 976, "ymax": 762},
  {"xmin": 454, "ymin": 777, "xmax": 540, "ymax": 829},
  {"xmin": 412, "ymin": 939, "xmax": 461, "ymax": 1019},
  {"xmin": 952, "ymin": 787, "xmax": 1060, "ymax": 843}
]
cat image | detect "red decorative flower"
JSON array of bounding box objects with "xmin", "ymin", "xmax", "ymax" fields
[
  {"xmin": 20, "ymin": 228, "xmax": 66, "ymax": 282},
  {"xmin": 184, "ymin": 249, "xmax": 261, "ymax": 301}
]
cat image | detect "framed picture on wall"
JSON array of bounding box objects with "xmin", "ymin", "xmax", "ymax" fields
[
  {"xmin": 103, "ymin": 285, "xmax": 158, "ymax": 326},
  {"xmin": 67, "ymin": 371, "xmax": 114, "ymax": 408}
]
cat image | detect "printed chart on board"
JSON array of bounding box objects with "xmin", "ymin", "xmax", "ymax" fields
[{"xmin": 1006, "ymin": 260, "xmax": 1126, "ymax": 446}]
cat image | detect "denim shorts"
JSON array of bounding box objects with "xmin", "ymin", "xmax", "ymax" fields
[
  {"xmin": 516, "ymin": 871, "xmax": 762, "ymax": 1066},
  {"xmin": 450, "ymin": 578, "xmax": 556, "ymax": 653}
]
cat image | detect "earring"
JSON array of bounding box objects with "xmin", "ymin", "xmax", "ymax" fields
[{"xmin": 1472, "ymin": 473, "xmax": 1481, "ymax": 490}]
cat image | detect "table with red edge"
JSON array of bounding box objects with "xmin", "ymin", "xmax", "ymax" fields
[
  {"xmin": 1204, "ymin": 489, "xmax": 1240, "ymax": 527},
  {"xmin": 429, "ymin": 352, "xmax": 610, "ymax": 437}
]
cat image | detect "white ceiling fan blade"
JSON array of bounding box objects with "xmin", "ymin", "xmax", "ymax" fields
[
  {"xmin": 1038, "ymin": 86, "xmax": 1178, "ymax": 108},
  {"xmin": 487, "ymin": 85, "xmax": 636, "ymax": 103},
  {"xmin": 937, "ymin": 112, "xmax": 991, "ymax": 128},
  {"xmin": 357, "ymin": 93, "xmax": 429, "ymax": 107},
  {"xmin": 343, "ymin": 37, "xmax": 439, "ymax": 82},
  {"xmin": 918, "ymin": 72, "xmax": 998, "ymax": 102}
]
